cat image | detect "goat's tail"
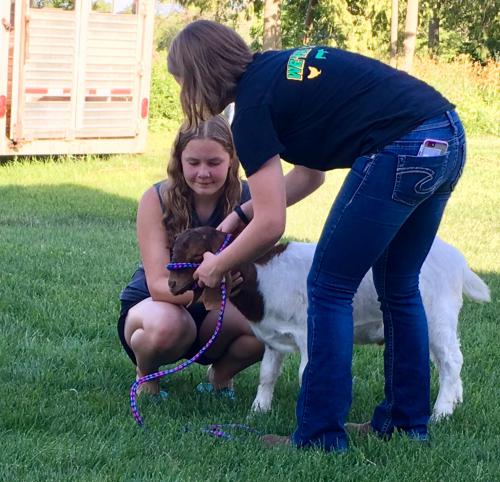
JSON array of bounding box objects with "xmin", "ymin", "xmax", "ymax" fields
[{"xmin": 463, "ymin": 265, "xmax": 491, "ymax": 303}]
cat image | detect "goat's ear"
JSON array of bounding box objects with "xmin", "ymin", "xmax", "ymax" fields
[
  {"xmin": 207, "ymin": 229, "xmax": 228, "ymax": 253},
  {"xmin": 189, "ymin": 286, "xmax": 204, "ymax": 306},
  {"xmin": 199, "ymin": 287, "xmax": 222, "ymax": 311}
]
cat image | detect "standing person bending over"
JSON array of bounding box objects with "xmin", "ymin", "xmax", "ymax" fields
[
  {"xmin": 118, "ymin": 115, "xmax": 264, "ymax": 397},
  {"xmin": 167, "ymin": 20, "xmax": 466, "ymax": 452}
]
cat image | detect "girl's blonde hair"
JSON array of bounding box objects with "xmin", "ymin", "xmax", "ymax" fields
[
  {"xmin": 161, "ymin": 115, "xmax": 241, "ymax": 246},
  {"xmin": 168, "ymin": 20, "xmax": 253, "ymax": 127}
]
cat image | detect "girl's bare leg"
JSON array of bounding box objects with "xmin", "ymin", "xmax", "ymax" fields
[
  {"xmin": 198, "ymin": 303, "xmax": 264, "ymax": 390},
  {"xmin": 124, "ymin": 298, "xmax": 197, "ymax": 394}
]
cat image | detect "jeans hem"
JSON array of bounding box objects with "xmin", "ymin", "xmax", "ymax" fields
[{"xmin": 292, "ymin": 432, "xmax": 349, "ymax": 453}]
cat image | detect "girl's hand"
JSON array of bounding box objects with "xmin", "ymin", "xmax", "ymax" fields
[
  {"xmin": 193, "ymin": 252, "xmax": 224, "ymax": 288},
  {"xmin": 229, "ymin": 270, "xmax": 244, "ymax": 296},
  {"xmin": 217, "ymin": 210, "xmax": 245, "ymax": 236}
]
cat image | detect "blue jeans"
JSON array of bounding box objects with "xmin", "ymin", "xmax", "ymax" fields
[{"xmin": 292, "ymin": 110, "xmax": 466, "ymax": 452}]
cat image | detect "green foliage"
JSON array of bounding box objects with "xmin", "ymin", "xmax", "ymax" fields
[
  {"xmin": 173, "ymin": 0, "xmax": 253, "ymax": 24},
  {"xmin": 420, "ymin": 0, "xmax": 499, "ymax": 62},
  {"xmin": 149, "ymin": 19, "xmax": 499, "ymax": 138},
  {"xmin": 148, "ymin": 60, "xmax": 183, "ymax": 128},
  {"xmin": 154, "ymin": 12, "xmax": 188, "ymax": 51},
  {"xmin": 90, "ymin": 0, "xmax": 111, "ymax": 12},
  {"xmin": 248, "ymin": 0, "xmax": 499, "ymax": 62},
  {"xmin": 412, "ymin": 57, "xmax": 499, "ymax": 137},
  {"xmin": 30, "ymin": 0, "xmax": 74, "ymax": 9},
  {"xmin": 254, "ymin": 0, "xmax": 390, "ymax": 56}
]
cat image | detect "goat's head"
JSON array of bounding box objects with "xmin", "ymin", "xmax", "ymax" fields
[
  {"xmin": 168, "ymin": 226, "xmax": 280, "ymax": 322},
  {"xmin": 168, "ymin": 226, "xmax": 228, "ymax": 297}
]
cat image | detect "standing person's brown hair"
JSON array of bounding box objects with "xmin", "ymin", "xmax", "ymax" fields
[
  {"xmin": 161, "ymin": 115, "xmax": 242, "ymax": 246},
  {"xmin": 168, "ymin": 20, "xmax": 253, "ymax": 127}
]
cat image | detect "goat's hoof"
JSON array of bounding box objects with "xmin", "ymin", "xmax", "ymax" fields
[
  {"xmin": 432, "ymin": 397, "xmax": 461, "ymax": 421},
  {"xmin": 431, "ymin": 409, "xmax": 453, "ymax": 422},
  {"xmin": 251, "ymin": 401, "xmax": 271, "ymax": 413}
]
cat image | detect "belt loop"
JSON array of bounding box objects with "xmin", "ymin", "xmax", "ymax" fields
[{"xmin": 445, "ymin": 110, "xmax": 458, "ymax": 135}]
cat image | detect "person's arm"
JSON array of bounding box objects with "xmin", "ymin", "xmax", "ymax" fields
[
  {"xmin": 284, "ymin": 164, "xmax": 326, "ymax": 206},
  {"xmin": 195, "ymin": 155, "xmax": 286, "ymax": 288},
  {"xmin": 219, "ymin": 164, "xmax": 325, "ymax": 233},
  {"xmin": 137, "ymin": 187, "xmax": 193, "ymax": 305}
]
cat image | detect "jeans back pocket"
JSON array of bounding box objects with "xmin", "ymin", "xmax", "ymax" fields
[{"xmin": 392, "ymin": 153, "xmax": 449, "ymax": 206}]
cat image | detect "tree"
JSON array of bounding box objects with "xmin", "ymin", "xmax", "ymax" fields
[
  {"xmin": 402, "ymin": 0, "xmax": 418, "ymax": 72},
  {"xmin": 390, "ymin": 0, "xmax": 398, "ymax": 66},
  {"xmin": 439, "ymin": 0, "xmax": 499, "ymax": 61},
  {"xmin": 263, "ymin": 0, "xmax": 282, "ymax": 49},
  {"xmin": 420, "ymin": 0, "xmax": 498, "ymax": 61},
  {"xmin": 303, "ymin": 0, "xmax": 318, "ymax": 44}
]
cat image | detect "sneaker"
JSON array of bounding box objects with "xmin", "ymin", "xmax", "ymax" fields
[
  {"xmin": 261, "ymin": 434, "xmax": 291, "ymax": 448},
  {"xmin": 345, "ymin": 421, "xmax": 372, "ymax": 435}
]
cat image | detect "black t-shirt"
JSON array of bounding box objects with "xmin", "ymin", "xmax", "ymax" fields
[{"xmin": 232, "ymin": 47, "xmax": 455, "ymax": 176}]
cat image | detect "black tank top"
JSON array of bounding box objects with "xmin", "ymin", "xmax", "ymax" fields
[{"xmin": 119, "ymin": 181, "xmax": 251, "ymax": 303}]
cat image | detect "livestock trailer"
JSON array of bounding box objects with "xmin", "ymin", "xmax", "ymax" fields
[{"xmin": 0, "ymin": 0, "xmax": 155, "ymax": 156}]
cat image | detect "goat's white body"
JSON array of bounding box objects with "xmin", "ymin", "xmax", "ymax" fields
[{"xmin": 249, "ymin": 237, "xmax": 490, "ymax": 420}]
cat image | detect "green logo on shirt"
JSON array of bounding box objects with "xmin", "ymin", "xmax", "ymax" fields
[
  {"xmin": 286, "ymin": 48, "xmax": 312, "ymax": 81},
  {"xmin": 315, "ymin": 48, "xmax": 327, "ymax": 59}
]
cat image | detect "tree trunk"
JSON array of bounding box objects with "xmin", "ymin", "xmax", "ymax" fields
[
  {"xmin": 263, "ymin": 0, "xmax": 281, "ymax": 51},
  {"xmin": 303, "ymin": 0, "xmax": 318, "ymax": 44},
  {"xmin": 428, "ymin": 16, "xmax": 440, "ymax": 56},
  {"xmin": 390, "ymin": 0, "xmax": 399, "ymax": 67},
  {"xmin": 402, "ymin": 0, "xmax": 419, "ymax": 72}
]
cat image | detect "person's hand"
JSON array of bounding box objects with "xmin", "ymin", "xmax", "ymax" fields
[
  {"xmin": 193, "ymin": 252, "xmax": 224, "ymax": 288},
  {"xmin": 217, "ymin": 210, "xmax": 246, "ymax": 237},
  {"xmin": 229, "ymin": 270, "xmax": 244, "ymax": 296}
]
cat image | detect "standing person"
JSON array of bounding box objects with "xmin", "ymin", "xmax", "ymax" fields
[
  {"xmin": 167, "ymin": 20, "xmax": 466, "ymax": 452},
  {"xmin": 118, "ymin": 115, "xmax": 264, "ymax": 398}
]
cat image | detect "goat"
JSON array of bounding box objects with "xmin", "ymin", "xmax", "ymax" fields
[{"xmin": 168, "ymin": 226, "xmax": 490, "ymax": 420}]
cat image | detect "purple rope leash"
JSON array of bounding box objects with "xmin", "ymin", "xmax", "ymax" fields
[
  {"xmin": 129, "ymin": 234, "xmax": 232, "ymax": 427},
  {"xmin": 200, "ymin": 423, "xmax": 261, "ymax": 440}
]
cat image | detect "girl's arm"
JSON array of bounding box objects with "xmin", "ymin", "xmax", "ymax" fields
[
  {"xmin": 195, "ymin": 155, "xmax": 287, "ymax": 287},
  {"xmin": 219, "ymin": 164, "xmax": 324, "ymax": 233},
  {"xmin": 284, "ymin": 164, "xmax": 325, "ymax": 206},
  {"xmin": 137, "ymin": 187, "xmax": 193, "ymax": 305}
]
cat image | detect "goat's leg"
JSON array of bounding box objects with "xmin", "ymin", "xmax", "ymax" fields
[
  {"xmin": 251, "ymin": 346, "xmax": 285, "ymax": 412},
  {"xmin": 428, "ymin": 307, "xmax": 464, "ymax": 420}
]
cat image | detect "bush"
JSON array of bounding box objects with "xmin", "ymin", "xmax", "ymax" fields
[
  {"xmin": 412, "ymin": 56, "xmax": 499, "ymax": 137},
  {"xmin": 154, "ymin": 12, "xmax": 188, "ymax": 52},
  {"xmin": 148, "ymin": 59, "xmax": 183, "ymax": 130},
  {"xmin": 147, "ymin": 54, "xmax": 499, "ymax": 138}
]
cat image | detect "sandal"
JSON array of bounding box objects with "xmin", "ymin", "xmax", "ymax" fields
[
  {"xmin": 195, "ymin": 382, "xmax": 236, "ymax": 401},
  {"xmin": 141, "ymin": 390, "xmax": 169, "ymax": 404}
]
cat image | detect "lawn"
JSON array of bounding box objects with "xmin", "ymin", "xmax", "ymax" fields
[{"xmin": 0, "ymin": 131, "xmax": 498, "ymax": 482}]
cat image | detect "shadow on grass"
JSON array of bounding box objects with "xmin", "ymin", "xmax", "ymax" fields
[{"xmin": 0, "ymin": 183, "xmax": 136, "ymax": 225}]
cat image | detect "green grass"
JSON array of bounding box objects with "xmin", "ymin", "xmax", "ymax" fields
[{"xmin": 0, "ymin": 132, "xmax": 499, "ymax": 481}]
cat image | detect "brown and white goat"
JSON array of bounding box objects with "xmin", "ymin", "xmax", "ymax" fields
[{"xmin": 168, "ymin": 226, "xmax": 490, "ymax": 420}]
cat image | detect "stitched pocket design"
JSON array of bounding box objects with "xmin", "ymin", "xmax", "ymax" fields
[{"xmin": 392, "ymin": 153, "xmax": 449, "ymax": 206}]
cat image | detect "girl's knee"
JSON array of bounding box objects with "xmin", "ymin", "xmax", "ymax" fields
[
  {"xmin": 128, "ymin": 302, "xmax": 196, "ymax": 355},
  {"xmin": 146, "ymin": 314, "xmax": 195, "ymax": 353}
]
